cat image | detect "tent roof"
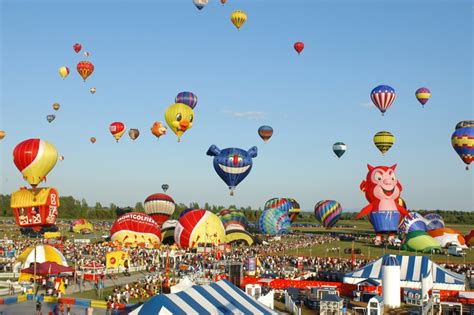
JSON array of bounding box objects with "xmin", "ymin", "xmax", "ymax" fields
[
  {"xmin": 133, "ymin": 279, "xmax": 278, "ymax": 315},
  {"xmin": 344, "ymin": 255, "xmax": 465, "ymax": 290},
  {"xmin": 21, "ymin": 262, "xmax": 74, "ymax": 275}
]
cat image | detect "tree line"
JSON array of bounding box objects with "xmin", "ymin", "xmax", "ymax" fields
[{"xmin": 0, "ymin": 194, "xmax": 472, "ymax": 224}]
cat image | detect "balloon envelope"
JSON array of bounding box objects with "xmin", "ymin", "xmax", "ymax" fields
[
  {"xmin": 109, "ymin": 122, "xmax": 125, "ymax": 142},
  {"xmin": 76, "ymin": 61, "xmax": 94, "ymax": 82},
  {"xmin": 314, "ymin": 200, "xmax": 342, "ymax": 228},
  {"xmin": 58, "ymin": 66, "xmax": 70, "ymax": 79},
  {"xmin": 415, "ymin": 87, "xmax": 431, "ymax": 107},
  {"xmin": 164, "ymin": 103, "xmax": 194, "ymax": 142},
  {"xmin": 193, "ymin": 0, "xmax": 208, "ymax": 10},
  {"xmin": 143, "ymin": 193, "xmax": 175, "ymax": 226},
  {"xmin": 46, "ymin": 115, "xmax": 56, "ymax": 123},
  {"xmin": 52, "ymin": 103, "xmax": 60, "ymax": 111},
  {"xmin": 424, "ymin": 213, "xmax": 445, "ymax": 231},
  {"xmin": 294, "ymin": 42, "xmax": 304, "ymax": 54},
  {"xmin": 258, "ymin": 126, "xmax": 273, "ymax": 142},
  {"xmin": 451, "ymin": 125, "xmax": 474, "ymax": 169},
  {"xmin": 373, "ymin": 131, "xmax": 394, "ymax": 156},
  {"xmin": 333, "ymin": 142, "xmax": 346, "ymax": 158},
  {"xmin": 259, "ymin": 207, "xmax": 291, "ymax": 235},
  {"xmin": 161, "ymin": 184, "xmax": 169, "ymax": 193},
  {"xmin": 73, "ymin": 43, "xmax": 82, "ymax": 53},
  {"xmin": 231, "ymin": 10, "xmax": 247, "ymax": 29},
  {"xmin": 151, "ymin": 121, "xmax": 167, "ymax": 139},
  {"xmin": 13, "ymin": 139, "xmax": 58, "ymax": 188},
  {"xmin": 400, "ymin": 212, "xmax": 427, "ymax": 234},
  {"xmin": 371, "ymin": 85, "xmax": 396, "ymax": 115},
  {"xmin": 90, "ymin": 137, "xmax": 96, "ymax": 144},
  {"xmin": 174, "ymin": 209, "xmax": 225, "ymax": 249},
  {"xmin": 110, "ymin": 212, "xmax": 161, "ymax": 246},
  {"xmin": 128, "ymin": 128, "xmax": 140, "ymax": 140},
  {"xmin": 455, "ymin": 120, "xmax": 474, "ymax": 130},
  {"xmin": 175, "ymin": 91, "xmax": 198, "ymax": 109},
  {"xmin": 0, "ymin": 130, "xmax": 5, "ymax": 140}
]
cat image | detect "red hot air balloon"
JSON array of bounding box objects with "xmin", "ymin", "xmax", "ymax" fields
[
  {"xmin": 73, "ymin": 43, "xmax": 82, "ymax": 53},
  {"xmin": 294, "ymin": 42, "xmax": 304, "ymax": 55},
  {"xmin": 109, "ymin": 122, "xmax": 125, "ymax": 142},
  {"xmin": 143, "ymin": 193, "xmax": 176, "ymax": 227},
  {"xmin": 77, "ymin": 61, "xmax": 94, "ymax": 82},
  {"xmin": 110, "ymin": 212, "xmax": 161, "ymax": 246}
]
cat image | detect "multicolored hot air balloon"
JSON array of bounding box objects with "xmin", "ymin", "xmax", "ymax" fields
[
  {"xmin": 161, "ymin": 184, "xmax": 169, "ymax": 193},
  {"xmin": 258, "ymin": 126, "xmax": 273, "ymax": 143},
  {"xmin": 150, "ymin": 121, "xmax": 167, "ymax": 140},
  {"xmin": 259, "ymin": 207, "xmax": 291, "ymax": 235},
  {"xmin": 371, "ymin": 85, "xmax": 396, "ymax": 116},
  {"xmin": 314, "ymin": 200, "xmax": 342, "ymax": 228},
  {"xmin": 109, "ymin": 122, "xmax": 125, "ymax": 142},
  {"xmin": 207, "ymin": 145, "xmax": 258, "ymax": 195},
  {"xmin": 164, "ymin": 103, "xmax": 194, "ymax": 142},
  {"xmin": 52, "ymin": 103, "xmax": 60, "ymax": 111},
  {"xmin": 76, "ymin": 61, "xmax": 94, "ymax": 82},
  {"xmin": 218, "ymin": 209, "xmax": 249, "ymax": 229},
  {"xmin": 399, "ymin": 212, "xmax": 427, "ymax": 234},
  {"xmin": 46, "ymin": 115, "xmax": 56, "ymax": 123},
  {"xmin": 13, "ymin": 139, "xmax": 58, "ymax": 188},
  {"xmin": 175, "ymin": 91, "xmax": 198, "ymax": 109},
  {"xmin": 231, "ymin": 10, "xmax": 247, "ymax": 30},
  {"xmin": 424, "ymin": 213, "xmax": 445, "ymax": 231},
  {"xmin": 193, "ymin": 0, "xmax": 208, "ymax": 10},
  {"xmin": 415, "ymin": 87, "xmax": 431, "ymax": 108},
  {"xmin": 128, "ymin": 129, "xmax": 140, "ymax": 141},
  {"xmin": 143, "ymin": 193, "xmax": 175, "ymax": 227},
  {"xmin": 451, "ymin": 123, "xmax": 474, "ymax": 170},
  {"xmin": 333, "ymin": 142, "xmax": 346, "ymax": 158},
  {"xmin": 456, "ymin": 120, "xmax": 474, "ymax": 129},
  {"xmin": 58, "ymin": 66, "xmax": 70, "ymax": 80},
  {"xmin": 374, "ymin": 131, "xmax": 394, "ymax": 156},
  {"xmin": 294, "ymin": 42, "xmax": 304, "ymax": 55},
  {"xmin": 73, "ymin": 43, "xmax": 82, "ymax": 53},
  {"xmin": 90, "ymin": 137, "xmax": 96, "ymax": 144},
  {"xmin": 174, "ymin": 209, "xmax": 225, "ymax": 249},
  {"xmin": 264, "ymin": 198, "xmax": 299, "ymax": 223},
  {"xmin": 110, "ymin": 212, "xmax": 161, "ymax": 246}
]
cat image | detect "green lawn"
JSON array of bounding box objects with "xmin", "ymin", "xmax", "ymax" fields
[{"xmin": 66, "ymin": 288, "xmax": 143, "ymax": 304}]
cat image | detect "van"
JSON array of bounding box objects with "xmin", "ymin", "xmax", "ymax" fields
[{"xmin": 447, "ymin": 245, "xmax": 465, "ymax": 257}]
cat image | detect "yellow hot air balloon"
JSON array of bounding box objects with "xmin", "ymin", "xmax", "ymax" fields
[
  {"xmin": 164, "ymin": 103, "xmax": 194, "ymax": 142},
  {"xmin": 0, "ymin": 130, "xmax": 6, "ymax": 140},
  {"xmin": 231, "ymin": 10, "xmax": 247, "ymax": 30},
  {"xmin": 13, "ymin": 139, "xmax": 58, "ymax": 188},
  {"xmin": 52, "ymin": 103, "xmax": 60, "ymax": 111},
  {"xmin": 58, "ymin": 66, "xmax": 70, "ymax": 79},
  {"xmin": 373, "ymin": 131, "xmax": 394, "ymax": 156}
]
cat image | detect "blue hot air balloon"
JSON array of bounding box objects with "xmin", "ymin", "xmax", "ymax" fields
[
  {"xmin": 259, "ymin": 207, "xmax": 291, "ymax": 235},
  {"xmin": 175, "ymin": 91, "xmax": 198, "ymax": 109},
  {"xmin": 206, "ymin": 145, "xmax": 258, "ymax": 196}
]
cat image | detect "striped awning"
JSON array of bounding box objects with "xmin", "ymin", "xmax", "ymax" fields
[
  {"xmin": 130, "ymin": 279, "xmax": 278, "ymax": 315},
  {"xmin": 344, "ymin": 255, "xmax": 465, "ymax": 291}
]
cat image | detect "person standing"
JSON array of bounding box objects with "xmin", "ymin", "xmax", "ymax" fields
[{"xmin": 35, "ymin": 299, "xmax": 42, "ymax": 315}]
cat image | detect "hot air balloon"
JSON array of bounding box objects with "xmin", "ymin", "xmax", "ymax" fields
[
  {"xmin": 143, "ymin": 193, "xmax": 175, "ymax": 227},
  {"xmin": 76, "ymin": 61, "xmax": 94, "ymax": 82},
  {"xmin": 151, "ymin": 121, "xmax": 167, "ymax": 140},
  {"xmin": 90, "ymin": 137, "xmax": 96, "ymax": 144},
  {"xmin": 399, "ymin": 212, "xmax": 427, "ymax": 234},
  {"xmin": 70, "ymin": 219, "xmax": 93, "ymax": 234},
  {"xmin": 13, "ymin": 139, "xmax": 58, "ymax": 188},
  {"xmin": 161, "ymin": 184, "xmax": 169, "ymax": 193},
  {"xmin": 231, "ymin": 10, "xmax": 247, "ymax": 30},
  {"xmin": 46, "ymin": 115, "xmax": 55, "ymax": 123},
  {"xmin": 110, "ymin": 212, "xmax": 161, "ymax": 246},
  {"xmin": 371, "ymin": 85, "xmax": 396, "ymax": 116},
  {"xmin": 58, "ymin": 155, "xmax": 64, "ymax": 161},
  {"xmin": 73, "ymin": 43, "xmax": 82, "ymax": 53},
  {"xmin": 58, "ymin": 66, "xmax": 70, "ymax": 79},
  {"xmin": 451, "ymin": 123, "xmax": 474, "ymax": 170},
  {"xmin": 179, "ymin": 208, "xmax": 194, "ymax": 219},
  {"xmin": 128, "ymin": 128, "xmax": 140, "ymax": 140},
  {"xmin": 174, "ymin": 209, "xmax": 226, "ymax": 249},
  {"xmin": 456, "ymin": 120, "xmax": 474, "ymax": 129},
  {"xmin": 264, "ymin": 198, "xmax": 300, "ymax": 223},
  {"xmin": 259, "ymin": 207, "xmax": 291, "ymax": 235},
  {"xmin": 161, "ymin": 220, "xmax": 178, "ymax": 245},
  {"xmin": 258, "ymin": 126, "xmax": 273, "ymax": 143},
  {"xmin": 83, "ymin": 51, "xmax": 89, "ymax": 57},
  {"xmin": 314, "ymin": 200, "xmax": 342, "ymax": 228},
  {"xmin": 0, "ymin": 130, "xmax": 5, "ymax": 140},
  {"xmin": 109, "ymin": 122, "xmax": 125, "ymax": 142},
  {"xmin": 164, "ymin": 103, "xmax": 194, "ymax": 142},
  {"xmin": 333, "ymin": 142, "xmax": 346, "ymax": 158},
  {"xmin": 193, "ymin": 0, "xmax": 208, "ymax": 10},
  {"xmin": 207, "ymin": 145, "xmax": 258, "ymax": 195},
  {"xmin": 424, "ymin": 213, "xmax": 445, "ymax": 231},
  {"xmin": 374, "ymin": 131, "xmax": 394, "ymax": 156},
  {"xmin": 415, "ymin": 87, "xmax": 431, "ymax": 108},
  {"xmin": 294, "ymin": 42, "xmax": 304, "ymax": 55},
  {"xmin": 218, "ymin": 209, "xmax": 249, "ymax": 229},
  {"xmin": 221, "ymin": 0, "xmax": 226, "ymax": 4},
  {"xmin": 428, "ymin": 228, "xmax": 467, "ymax": 248},
  {"xmin": 89, "ymin": 87, "xmax": 96, "ymax": 94},
  {"xmin": 175, "ymin": 91, "xmax": 198, "ymax": 109},
  {"xmin": 52, "ymin": 103, "xmax": 60, "ymax": 111}
]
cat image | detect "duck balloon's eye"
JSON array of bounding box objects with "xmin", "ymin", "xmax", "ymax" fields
[
  {"xmin": 189, "ymin": 115, "xmax": 193, "ymax": 123},
  {"xmin": 176, "ymin": 113, "xmax": 182, "ymax": 121}
]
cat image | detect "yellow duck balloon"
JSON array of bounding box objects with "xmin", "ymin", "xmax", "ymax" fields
[
  {"xmin": 164, "ymin": 103, "xmax": 194, "ymax": 142},
  {"xmin": 231, "ymin": 10, "xmax": 247, "ymax": 30}
]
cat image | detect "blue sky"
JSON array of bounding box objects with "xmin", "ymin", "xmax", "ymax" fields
[{"xmin": 1, "ymin": 0, "xmax": 473, "ymax": 212}]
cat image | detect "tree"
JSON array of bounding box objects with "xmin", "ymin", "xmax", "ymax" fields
[{"xmin": 135, "ymin": 202, "xmax": 144, "ymax": 212}]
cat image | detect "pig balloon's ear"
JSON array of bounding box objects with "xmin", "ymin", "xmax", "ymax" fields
[
  {"xmin": 390, "ymin": 164, "xmax": 398, "ymax": 170},
  {"xmin": 367, "ymin": 164, "xmax": 374, "ymax": 171},
  {"xmin": 206, "ymin": 145, "xmax": 221, "ymax": 156},
  {"xmin": 248, "ymin": 146, "xmax": 258, "ymax": 158}
]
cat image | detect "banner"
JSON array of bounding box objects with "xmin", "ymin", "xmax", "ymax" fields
[{"xmin": 106, "ymin": 251, "xmax": 129, "ymax": 269}]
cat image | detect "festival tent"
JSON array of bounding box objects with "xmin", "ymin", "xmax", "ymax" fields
[
  {"xmin": 14, "ymin": 245, "xmax": 68, "ymax": 272},
  {"xmin": 130, "ymin": 279, "xmax": 278, "ymax": 315},
  {"xmin": 170, "ymin": 276, "xmax": 195, "ymax": 293},
  {"xmin": 21, "ymin": 261, "xmax": 74, "ymax": 275},
  {"xmin": 343, "ymin": 255, "xmax": 465, "ymax": 291}
]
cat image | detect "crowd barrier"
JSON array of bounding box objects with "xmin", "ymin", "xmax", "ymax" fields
[{"xmin": 284, "ymin": 291, "xmax": 301, "ymax": 315}]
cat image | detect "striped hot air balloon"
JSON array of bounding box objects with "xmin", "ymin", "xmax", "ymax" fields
[
  {"xmin": 143, "ymin": 193, "xmax": 175, "ymax": 227},
  {"xmin": 371, "ymin": 85, "xmax": 396, "ymax": 115},
  {"xmin": 374, "ymin": 131, "xmax": 394, "ymax": 156},
  {"xmin": 333, "ymin": 142, "xmax": 346, "ymax": 158},
  {"xmin": 424, "ymin": 213, "xmax": 445, "ymax": 231},
  {"xmin": 230, "ymin": 10, "xmax": 247, "ymax": 30},
  {"xmin": 451, "ymin": 124, "xmax": 474, "ymax": 170},
  {"xmin": 258, "ymin": 126, "xmax": 273, "ymax": 143},
  {"xmin": 259, "ymin": 207, "xmax": 291, "ymax": 235},
  {"xmin": 175, "ymin": 91, "xmax": 198, "ymax": 109},
  {"xmin": 456, "ymin": 120, "xmax": 474, "ymax": 129},
  {"xmin": 109, "ymin": 122, "xmax": 126, "ymax": 142},
  {"xmin": 415, "ymin": 87, "xmax": 431, "ymax": 108},
  {"xmin": 314, "ymin": 200, "xmax": 342, "ymax": 228},
  {"xmin": 174, "ymin": 209, "xmax": 225, "ymax": 249}
]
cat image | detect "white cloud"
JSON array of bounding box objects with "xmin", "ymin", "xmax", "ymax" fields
[
  {"xmin": 223, "ymin": 110, "xmax": 267, "ymax": 120},
  {"xmin": 360, "ymin": 101, "xmax": 373, "ymax": 108}
]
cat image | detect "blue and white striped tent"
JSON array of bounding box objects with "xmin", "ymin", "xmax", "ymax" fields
[
  {"xmin": 344, "ymin": 255, "xmax": 465, "ymax": 291},
  {"xmin": 130, "ymin": 279, "xmax": 279, "ymax": 315}
]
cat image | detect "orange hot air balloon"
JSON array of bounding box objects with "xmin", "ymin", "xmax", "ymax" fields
[
  {"xmin": 77, "ymin": 61, "xmax": 94, "ymax": 82},
  {"xmin": 128, "ymin": 128, "xmax": 140, "ymax": 140},
  {"xmin": 109, "ymin": 122, "xmax": 125, "ymax": 142},
  {"xmin": 90, "ymin": 137, "xmax": 96, "ymax": 144},
  {"xmin": 13, "ymin": 139, "xmax": 58, "ymax": 188},
  {"xmin": 150, "ymin": 121, "xmax": 167, "ymax": 140},
  {"xmin": 0, "ymin": 130, "xmax": 6, "ymax": 140}
]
